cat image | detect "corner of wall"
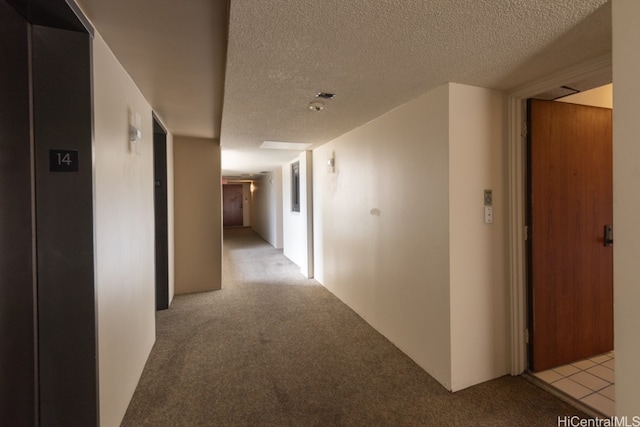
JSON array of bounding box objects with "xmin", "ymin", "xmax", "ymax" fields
[
  {"xmin": 612, "ymin": 0, "xmax": 640, "ymax": 415},
  {"xmin": 92, "ymin": 30, "xmax": 156, "ymax": 426},
  {"xmin": 249, "ymin": 168, "xmax": 283, "ymax": 248},
  {"xmin": 448, "ymin": 83, "xmax": 509, "ymax": 391},
  {"xmin": 166, "ymin": 132, "xmax": 175, "ymax": 304},
  {"xmin": 282, "ymin": 153, "xmax": 312, "ymax": 276},
  {"xmin": 173, "ymin": 136, "xmax": 222, "ymax": 294}
]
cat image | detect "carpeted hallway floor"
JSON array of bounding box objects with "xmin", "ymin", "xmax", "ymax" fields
[{"xmin": 121, "ymin": 227, "xmax": 586, "ymax": 426}]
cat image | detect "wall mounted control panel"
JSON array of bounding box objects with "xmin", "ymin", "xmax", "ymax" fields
[{"xmin": 484, "ymin": 189, "xmax": 493, "ymax": 224}]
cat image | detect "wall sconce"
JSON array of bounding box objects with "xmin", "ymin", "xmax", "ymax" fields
[
  {"xmin": 129, "ymin": 111, "xmax": 142, "ymax": 153},
  {"xmin": 327, "ymin": 152, "xmax": 335, "ymax": 172}
]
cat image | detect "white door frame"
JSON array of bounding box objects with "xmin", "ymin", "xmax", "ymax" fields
[{"xmin": 506, "ymin": 54, "xmax": 612, "ymax": 375}]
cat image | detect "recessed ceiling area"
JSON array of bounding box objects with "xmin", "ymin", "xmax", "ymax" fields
[
  {"xmin": 532, "ymin": 70, "xmax": 613, "ymax": 100},
  {"xmin": 75, "ymin": 0, "xmax": 612, "ymax": 179},
  {"xmin": 76, "ymin": 0, "xmax": 228, "ymax": 139},
  {"xmin": 260, "ymin": 141, "xmax": 314, "ymax": 150}
]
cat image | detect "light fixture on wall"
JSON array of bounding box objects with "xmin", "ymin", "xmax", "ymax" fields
[
  {"xmin": 129, "ymin": 110, "xmax": 142, "ymax": 153},
  {"xmin": 327, "ymin": 152, "xmax": 335, "ymax": 172}
]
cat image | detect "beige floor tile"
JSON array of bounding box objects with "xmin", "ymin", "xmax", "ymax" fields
[
  {"xmin": 581, "ymin": 393, "xmax": 615, "ymax": 417},
  {"xmin": 569, "ymin": 371, "xmax": 610, "ymax": 391},
  {"xmin": 587, "ymin": 365, "xmax": 615, "ymax": 383},
  {"xmin": 589, "ymin": 354, "xmax": 612, "ymax": 364},
  {"xmin": 572, "ymin": 359, "xmax": 597, "ymax": 370},
  {"xmin": 553, "ymin": 364, "xmax": 580, "ymax": 377},
  {"xmin": 538, "ymin": 350, "xmax": 616, "ymax": 416},
  {"xmin": 553, "ymin": 378, "xmax": 592, "ymax": 399},
  {"xmin": 599, "ymin": 384, "xmax": 615, "ymax": 400},
  {"xmin": 533, "ymin": 369, "xmax": 564, "ymax": 384}
]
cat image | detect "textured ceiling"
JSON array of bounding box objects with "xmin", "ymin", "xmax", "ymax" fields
[
  {"xmin": 221, "ymin": 0, "xmax": 611, "ymax": 177},
  {"xmin": 75, "ymin": 0, "xmax": 612, "ymax": 178}
]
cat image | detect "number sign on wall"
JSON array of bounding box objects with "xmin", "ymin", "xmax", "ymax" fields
[{"xmin": 49, "ymin": 149, "xmax": 79, "ymax": 172}]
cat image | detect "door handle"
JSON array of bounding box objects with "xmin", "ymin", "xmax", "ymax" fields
[{"xmin": 604, "ymin": 224, "xmax": 613, "ymax": 247}]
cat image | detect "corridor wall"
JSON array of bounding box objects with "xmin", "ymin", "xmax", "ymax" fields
[{"xmin": 313, "ymin": 83, "xmax": 508, "ymax": 391}]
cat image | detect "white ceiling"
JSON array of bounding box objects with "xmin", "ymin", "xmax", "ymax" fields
[{"xmin": 76, "ymin": 0, "xmax": 612, "ymax": 179}]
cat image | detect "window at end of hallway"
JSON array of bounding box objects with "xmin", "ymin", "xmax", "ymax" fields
[{"xmin": 291, "ymin": 161, "xmax": 300, "ymax": 212}]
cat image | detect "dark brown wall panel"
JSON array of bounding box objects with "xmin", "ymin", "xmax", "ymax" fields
[
  {"xmin": 0, "ymin": 0, "xmax": 37, "ymax": 423},
  {"xmin": 32, "ymin": 25, "xmax": 97, "ymax": 426}
]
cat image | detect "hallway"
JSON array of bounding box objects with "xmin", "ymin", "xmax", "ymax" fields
[{"xmin": 122, "ymin": 228, "xmax": 586, "ymax": 426}]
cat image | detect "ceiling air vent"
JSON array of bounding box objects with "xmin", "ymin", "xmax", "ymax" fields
[{"xmin": 315, "ymin": 92, "xmax": 335, "ymax": 100}]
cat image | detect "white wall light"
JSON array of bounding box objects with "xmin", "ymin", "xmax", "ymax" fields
[
  {"xmin": 327, "ymin": 152, "xmax": 335, "ymax": 172},
  {"xmin": 129, "ymin": 110, "xmax": 142, "ymax": 154}
]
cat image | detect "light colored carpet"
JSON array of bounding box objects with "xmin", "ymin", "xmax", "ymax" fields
[{"xmin": 121, "ymin": 227, "xmax": 586, "ymax": 426}]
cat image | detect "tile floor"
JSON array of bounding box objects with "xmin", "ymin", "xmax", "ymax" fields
[{"xmin": 533, "ymin": 352, "xmax": 615, "ymax": 416}]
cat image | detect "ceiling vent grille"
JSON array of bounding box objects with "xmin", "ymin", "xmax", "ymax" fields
[{"xmin": 315, "ymin": 92, "xmax": 335, "ymax": 100}]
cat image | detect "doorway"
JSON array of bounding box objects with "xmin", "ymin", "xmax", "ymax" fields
[
  {"xmin": 526, "ymin": 98, "xmax": 613, "ymax": 372},
  {"xmin": 524, "ymin": 84, "xmax": 616, "ymax": 416},
  {"xmin": 223, "ymin": 184, "xmax": 244, "ymax": 227},
  {"xmin": 505, "ymin": 55, "xmax": 612, "ymax": 376},
  {"xmin": 153, "ymin": 115, "xmax": 169, "ymax": 310}
]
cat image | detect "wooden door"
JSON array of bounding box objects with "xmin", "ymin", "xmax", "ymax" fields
[
  {"xmin": 153, "ymin": 117, "xmax": 169, "ymax": 310},
  {"xmin": 223, "ymin": 184, "xmax": 244, "ymax": 227},
  {"xmin": 528, "ymin": 98, "xmax": 613, "ymax": 372}
]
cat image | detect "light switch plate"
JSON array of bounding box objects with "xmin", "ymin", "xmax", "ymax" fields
[
  {"xmin": 484, "ymin": 189, "xmax": 493, "ymax": 206},
  {"xmin": 484, "ymin": 206, "xmax": 494, "ymax": 224}
]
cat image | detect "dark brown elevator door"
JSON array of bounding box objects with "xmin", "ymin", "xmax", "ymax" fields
[
  {"xmin": 528, "ymin": 98, "xmax": 613, "ymax": 372},
  {"xmin": 0, "ymin": 1, "xmax": 36, "ymax": 423}
]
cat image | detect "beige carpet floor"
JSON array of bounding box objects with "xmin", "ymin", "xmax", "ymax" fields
[{"xmin": 121, "ymin": 227, "xmax": 586, "ymax": 426}]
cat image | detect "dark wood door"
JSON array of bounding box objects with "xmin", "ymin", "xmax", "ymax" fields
[
  {"xmin": 527, "ymin": 98, "xmax": 613, "ymax": 372},
  {"xmin": 153, "ymin": 117, "xmax": 169, "ymax": 310},
  {"xmin": 223, "ymin": 184, "xmax": 244, "ymax": 227}
]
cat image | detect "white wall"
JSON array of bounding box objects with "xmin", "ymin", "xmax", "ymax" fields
[
  {"xmin": 612, "ymin": 0, "xmax": 640, "ymax": 416},
  {"xmin": 283, "ymin": 151, "xmax": 313, "ymax": 277},
  {"xmin": 448, "ymin": 84, "xmax": 508, "ymax": 390},
  {"xmin": 313, "ymin": 83, "xmax": 508, "ymax": 392},
  {"xmin": 251, "ymin": 169, "xmax": 283, "ymax": 248},
  {"xmin": 92, "ymin": 32, "xmax": 157, "ymax": 427},
  {"xmin": 314, "ymin": 84, "xmax": 453, "ymax": 388}
]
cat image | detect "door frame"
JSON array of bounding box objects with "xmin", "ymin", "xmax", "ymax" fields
[
  {"xmin": 153, "ymin": 113, "xmax": 169, "ymax": 310},
  {"xmin": 506, "ymin": 53, "xmax": 612, "ymax": 375}
]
